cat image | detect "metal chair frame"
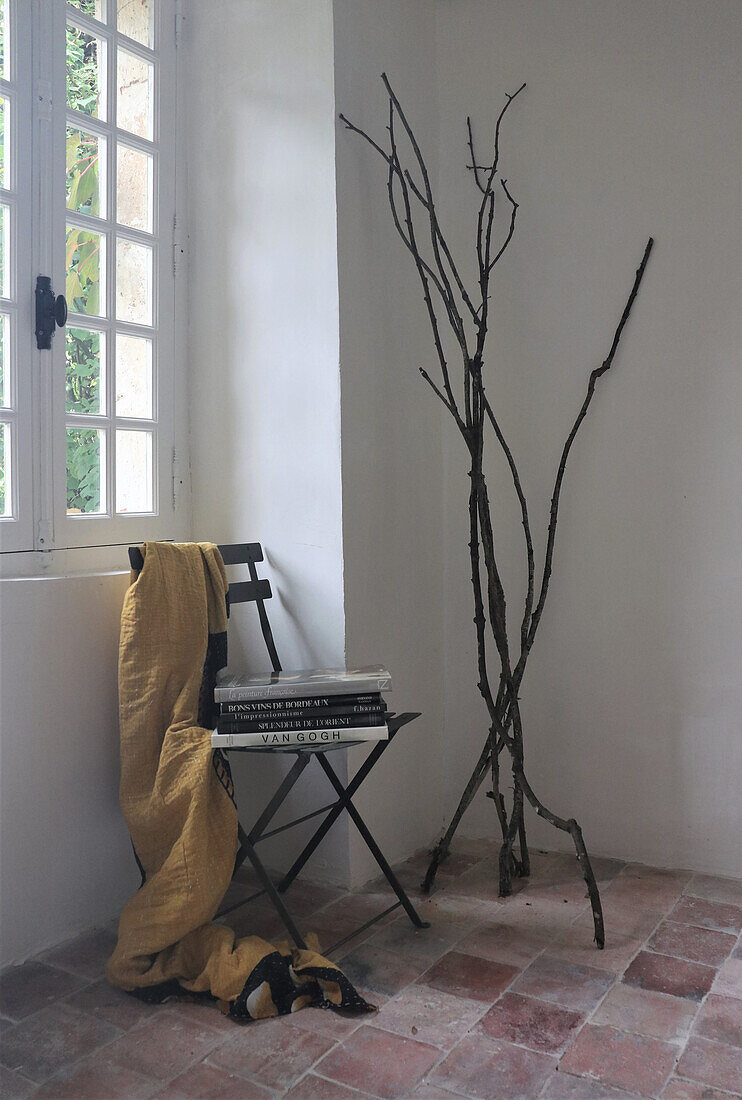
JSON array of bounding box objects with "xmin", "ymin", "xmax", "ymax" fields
[{"xmin": 128, "ymin": 542, "xmax": 429, "ymax": 954}]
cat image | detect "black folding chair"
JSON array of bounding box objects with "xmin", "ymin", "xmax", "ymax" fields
[{"xmin": 128, "ymin": 542, "xmax": 429, "ymax": 954}]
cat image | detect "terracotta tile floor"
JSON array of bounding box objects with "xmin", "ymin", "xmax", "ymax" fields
[{"xmin": 1, "ymin": 842, "xmax": 741, "ymax": 1098}]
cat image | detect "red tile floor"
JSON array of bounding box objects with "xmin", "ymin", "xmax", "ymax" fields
[{"xmin": 1, "ymin": 841, "xmax": 741, "ymax": 1098}]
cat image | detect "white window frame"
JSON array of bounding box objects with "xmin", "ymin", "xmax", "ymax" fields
[
  {"xmin": 0, "ymin": 0, "xmax": 188, "ymax": 569},
  {"xmin": 0, "ymin": 0, "xmax": 35, "ymax": 553}
]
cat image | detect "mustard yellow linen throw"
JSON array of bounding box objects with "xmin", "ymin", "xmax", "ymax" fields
[{"xmin": 106, "ymin": 542, "xmax": 372, "ymax": 1021}]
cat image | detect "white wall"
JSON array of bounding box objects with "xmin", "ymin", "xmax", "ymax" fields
[
  {"xmin": 0, "ymin": 571, "xmax": 136, "ymax": 964},
  {"xmin": 4, "ymin": 0, "xmax": 739, "ymax": 967},
  {"xmin": 434, "ymin": 0, "xmax": 742, "ymax": 876},
  {"xmin": 186, "ymin": 0, "xmax": 451, "ymax": 890},
  {"xmin": 332, "ymin": 0, "xmax": 448, "ymax": 884},
  {"xmin": 187, "ymin": 0, "xmax": 742, "ymax": 887},
  {"xmin": 184, "ymin": 0, "xmax": 351, "ymax": 883}
]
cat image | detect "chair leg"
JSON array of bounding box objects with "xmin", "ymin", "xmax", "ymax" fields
[
  {"xmin": 315, "ymin": 753, "xmax": 430, "ymax": 930},
  {"xmin": 248, "ymin": 753, "xmax": 311, "ymax": 843},
  {"xmin": 241, "ymin": 839, "xmax": 308, "ymax": 950},
  {"xmin": 227, "ymin": 715, "xmax": 427, "ymax": 946},
  {"xmin": 229, "ymin": 753, "xmax": 312, "ymax": 947},
  {"xmin": 276, "ymin": 737, "xmax": 393, "ymax": 893},
  {"xmin": 233, "ymin": 753, "xmax": 310, "ymax": 875}
]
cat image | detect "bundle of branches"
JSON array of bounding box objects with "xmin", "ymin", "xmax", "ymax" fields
[{"xmin": 340, "ymin": 75, "xmax": 652, "ymax": 948}]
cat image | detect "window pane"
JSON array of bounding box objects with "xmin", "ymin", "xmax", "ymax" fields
[
  {"xmin": 117, "ymin": 48, "xmax": 153, "ymax": 140},
  {"xmin": 117, "ymin": 143, "xmax": 153, "ymax": 231},
  {"xmin": 0, "ymin": 0, "xmax": 9, "ymax": 82},
  {"xmin": 66, "ymin": 23, "xmax": 106, "ymax": 121},
  {"xmin": 0, "ymin": 311, "xmax": 9, "ymax": 408},
  {"xmin": 68, "ymin": 0, "xmax": 104, "ymax": 18},
  {"xmin": 66, "ymin": 427, "xmax": 106, "ymax": 514},
  {"xmin": 0, "ymin": 420, "xmax": 10, "ymax": 516},
  {"xmin": 0, "ymin": 96, "xmax": 9, "ymax": 190},
  {"xmin": 0, "ymin": 203, "xmax": 9, "ymax": 299},
  {"xmin": 66, "ymin": 226, "xmax": 106, "ymax": 316},
  {"xmin": 116, "ymin": 237, "xmax": 152, "ymax": 325},
  {"xmin": 116, "ymin": 429, "xmax": 152, "ymax": 512},
  {"xmin": 66, "ymin": 127, "xmax": 105, "ymax": 218},
  {"xmin": 116, "ymin": 333, "xmax": 152, "ymax": 417},
  {"xmin": 117, "ymin": 0, "xmax": 153, "ymax": 48},
  {"xmin": 66, "ymin": 327, "xmax": 105, "ymax": 415}
]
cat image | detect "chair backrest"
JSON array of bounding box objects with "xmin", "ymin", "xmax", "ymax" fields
[{"xmin": 127, "ymin": 542, "xmax": 282, "ymax": 673}]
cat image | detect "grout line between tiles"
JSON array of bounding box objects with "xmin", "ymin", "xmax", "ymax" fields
[
  {"xmin": 6, "ymin": 854, "xmax": 741, "ymax": 1098},
  {"xmin": 297, "ymin": 863, "xmax": 655, "ymax": 1096},
  {"xmin": 533, "ymin": 880, "xmax": 742, "ymax": 1099},
  {"xmin": 670, "ymin": 1077, "xmax": 740, "ymax": 1099},
  {"xmin": 290, "ymin": 1067, "xmax": 376, "ymax": 1097}
]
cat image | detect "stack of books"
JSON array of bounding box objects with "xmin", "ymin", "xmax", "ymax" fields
[{"xmin": 210, "ymin": 666, "xmax": 392, "ymax": 749}]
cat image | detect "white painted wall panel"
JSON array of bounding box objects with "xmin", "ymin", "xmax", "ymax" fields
[{"xmin": 0, "ymin": 572, "xmax": 136, "ymax": 964}]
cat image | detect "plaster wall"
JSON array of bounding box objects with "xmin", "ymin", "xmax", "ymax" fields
[
  {"xmin": 0, "ymin": 571, "xmax": 136, "ymax": 965},
  {"xmin": 333, "ymin": 0, "xmax": 448, "ymax": 886},
  {"xmin": 184, "ymin": 0, "xmax": 350, "ymax": 882},
  {"xmin": 434, "ymin": 0, "xmax": 742, "ymax": 876}
]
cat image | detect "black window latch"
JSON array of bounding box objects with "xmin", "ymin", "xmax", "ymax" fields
[{"xmin": 35, "ymin": 275, "xmax": 67, "ymax": 350}]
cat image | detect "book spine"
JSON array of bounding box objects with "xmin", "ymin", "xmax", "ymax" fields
[
  {"xmin": 220, "ymin": 693, "xmax": 382, "ymax": 715},
  {"xmin": 214, "ymin": 676, "xmax": 392, "ymax": 702},
  {"xmin": 217, "ymin": 711, "xmax": 387, "ymax": 734},
  {"xmin": 211, "ymin": 725, "xmax": 389, "ymax": 749},
  {"xmin": 217, "ymin": 704, "xmax": 386, "ymax": 730}
]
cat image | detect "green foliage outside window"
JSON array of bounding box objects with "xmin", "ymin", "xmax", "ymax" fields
[
  {"xmin": 65, "ymin": 227, "xmax": 101, "ymax": 315},
  {"xmin": 66, "ymin": 0, "xmax": 104, "ymax": 513},
  {"xmin": 66, "ymin": 17, "xmax": 101, "ymax": 117},
  {"xmin": 66, "ymin": 328, "xmax": 101, "ymax": 415},
  {"xmin": 66, "ymin": 328, "xmax": 103, "ymax": 513},
  {"xmin": 66, "ymin": 427, "xmax": 101, "ymax": 514},
  {"xmin": 67, "ymin": 129, "xmax": 100, "ymax": 217}
]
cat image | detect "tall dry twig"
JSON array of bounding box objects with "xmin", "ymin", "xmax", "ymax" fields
[{"xmin": 340, "ymin": 75, "xmax": 653, "ymax": 948}]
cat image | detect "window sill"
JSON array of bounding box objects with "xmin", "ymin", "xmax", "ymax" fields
[{"xmin": 0, "ymin": 543, "xmax": 135, "ymax": 580}]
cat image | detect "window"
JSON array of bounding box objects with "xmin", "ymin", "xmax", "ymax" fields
[
  {"xmin": 0, "ymin": 0, "xmax": 182, "ymax": 557},
  {"xmin": 0, "ymin": 0, "xmax": 29, "ymax": 536}
]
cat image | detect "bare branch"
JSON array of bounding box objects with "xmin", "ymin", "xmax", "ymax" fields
[
  {"xmin": 472, "ymin": 395, "xmax": 514, "ymax": 676},
  {"xmin": 339, "ymin": 113, "xmax": 392, "ymax": 165},
  {"xmin": 474, "ymin": 84, "xmax": 526, "ymax": 341},
  {"xmin": 386, "ymin": 156, "xmax": 453, "ymax": 304},
  {"xmin": 340, "ymin": 110, "xmax": 459, "ymax": 319},
  {"xmin": 487, "ymin": 178, "xmax": 519, "ymax": 273},
  {"xmin": 467, "ymin": 116, "xmax": 487, "ymax": 195},
  {"xmin": 418, "ymin": 366, "xmax": 456, "ymax": 416},
  {"xmin": 403, "ymin": 168, "xmax": 482, "ymax": 332},
  {"xmin": 492, "ymin": 83, "xmax": 526, "ymax": 181},
  {"xmin": 387, "ymin": 105, "xmax": 466, "ymax": 433},
  {"xmin": 343, "ymin": 101, "xmax": 469, "ymax": 437},
  {"xmin": 525, "ymin": 237, "xmax": 655, "ymax": 652},
  {"xmin": 515, "ymin": 766, "xmax": 605, "ymax": 947},
  {"xmin": 341, "ymin": 77, "xmax": 651, "ymax": 948},
  {"xmin": 422, "ymin": 739, "xmax": 491, "ymax": 892},
  {"xmin": 476, "ymin": 83, "xmax": 527, "ymax": 257},
  {"xmin": 482, "ymin": 394, "xmax": 535, "ymax": 650},
  {"xmin": 382, "ymin": 73, "xmax": 480, "ymax": 333}
]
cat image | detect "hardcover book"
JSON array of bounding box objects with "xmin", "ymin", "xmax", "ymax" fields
[
  {"xmin": 216, "ymin": 711, "xmax": 388, "ymax": 735},
  {"xmin": 220, "ymin": 693, "xmax": 383, "ymax": 715},
  {"xmin": 214, "ymin": 666, "xmax": 392, "ymax": 702},
  {"xmin": 211, "ymin": 725, "xmax": 389, "ymax": 749}
]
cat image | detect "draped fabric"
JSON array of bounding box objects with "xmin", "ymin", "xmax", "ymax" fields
[{"xmin": 106, "ymin": 542, "xmax": 373, "ymax": 1021}]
